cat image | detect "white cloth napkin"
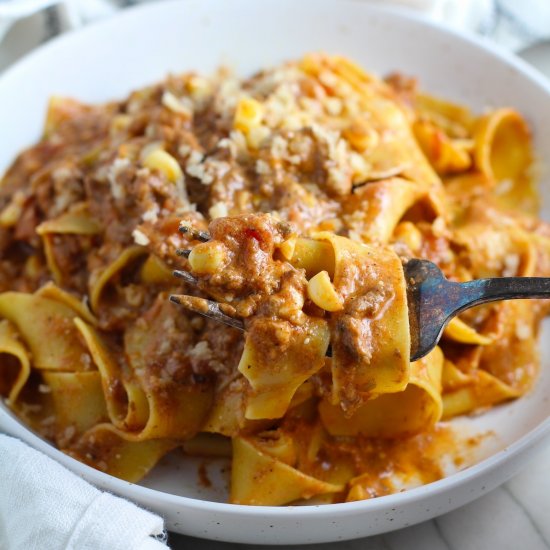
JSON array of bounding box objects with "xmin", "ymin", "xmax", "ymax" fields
[{"xmin": 0, "ymin": 434, "xmax": 169, "ymax": 550}]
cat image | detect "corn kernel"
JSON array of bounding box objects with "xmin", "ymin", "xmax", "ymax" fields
[
  {"xmin": 234, "ymin": 96, "xmax": 264, "ymax": 134},
  {"xmin": 300, "ymin": 54, "xmax": 322, "ymax": 76},
  {"xmin": 142, "ymin": 149, "xmax": 184, "ymax": 184},
  {"xmin": 307, "ymin": 270, "xmax": 343, "ymax": 312},
  {"xmin": 343, "ymin": 120, "xmax": 379, "ymax": 152},
  {"xmin": 140, "ymin": 255, "xmax": 173, "ymax": 284},
  {"xmin": 161, "ymin": 91, "xmax": 192, "ymax": 116},
  {"xmin": 188, "ymin": 242, "xmax": 226, "ymax": 274},
  {"xmin": 208, "ymin": 201, "xmax": 229, "ymax": 220},
  {"xmin": 278, "ymin": 236, "xmax": 297, "ymax": 260},
  {"xmin": 246, "ymin": 125, "xmax": 270, "ymax": 149},
  {"xmin": 187, "ymin": 75, "xmax": 211, "ymax": 102},
  {"xmin": 0, "ymin": 192, "xmax": 25, "ymax": 227},
  {"xmin": 140, "ymin": 141, "xmax": 163, "ymax": 160}
]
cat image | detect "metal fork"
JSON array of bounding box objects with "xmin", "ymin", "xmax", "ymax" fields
[{"xmin": 170, "ymin": 227, "xmax": 550, "ymax": 361}]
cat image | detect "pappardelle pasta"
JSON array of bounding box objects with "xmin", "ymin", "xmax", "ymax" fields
[{"xmin": 1, "ymin": 54, "xmax": 549, "ymax": 505}]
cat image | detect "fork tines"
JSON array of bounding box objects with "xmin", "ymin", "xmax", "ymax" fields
[
  {"xmin": 178, "ymin": 223, "xmax": 211, "ymax": 242},
  {"xmin": 173, "ymin": 227, "xmax": 244, "ymax": 331},
  {"xmin": 173, "ymin": 269, "xmax": 198, "ymax": 285},
  {"xmin": 169, "ymin": 294, "xmax": 245, "ymax": 331}
]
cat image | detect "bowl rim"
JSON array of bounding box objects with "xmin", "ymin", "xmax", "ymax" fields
[{"xmin": 1, "ymin": 0, "xmax": 550, "ymax": 517}]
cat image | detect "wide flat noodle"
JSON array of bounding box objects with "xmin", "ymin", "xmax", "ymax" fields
[
  {"xmin": 441, "ymin": 359, "xmax": 471, "ymax": 392},
  {"xmin": 0, "ymin": 291, "xmax": 91, "ymax": 371},
  {"xmin": 319, "ymin": 346, "xmax": 443, "ymax": 438},
  {"xmin": 313, "ymin": 55, "xmax": 441, "ymax": 191},
  {"xmin": 203, "ymin": 377, "xmax": 277, "ymax": 436},
  {"xmin": 42, "ymin": 371, "xmax": 108, "ymax": 446},
  {"xmin": 414, "ymin": 119, "xmax": 472, "ymax": 175},
  {"xmin": 441, "ymin": 300, "xmax": 537, "ymax": 419},
  {"xmin": 74, "ymin": 318, "xmax": 150, "ymax": 431},
  {"xmin": 80, "ymin": 293, "xmax": 214, "ymax": 442},
  {"xmin": 239, "ymin": 316, "xmax": 330, "ymax": 420},
  {"xmin": 453, "ymin": 223, "xmax": 534, "ymax": 278},
  {"xmin": 36, "ymin": 202, "xmax": 101, "ymax": 236},
  {"xmin": 278, "ymin": 420, "xmax": 357, "ymax": 491},
  {"xmin": 182, "ymin": 433, "xmax": 232, "ymax": 457},
  {"xmin": 415, "ymin": 93, "xmax": 474, "ymax": 136},
  {"xmin": 36, "ymin": 202, "xmax": 101, "ymax": 285},
  {"xmin": 123, "ymin": 299, "xmax": 214, "ymax": 440},
  {"xmin": 314, "ymin": 232, "xmax": 410, "ymax": 411},
  {"xmin": 478, "ymin": 300, "xmax": 539, "ymax": 394},
  {"xmin": 139, "ymin": 254, "xmax": 174, "ymax": 285},
  {"xmin": 443, "ymin": 317, "xmax": 492, "ymax": 346},
  {"xmin": 89, "ymin": 246, "xmax": 148, "ymax": 313},
  {"xmin": 0, "ymin": 320, "xmax": 31, "ymax": 404},
  {"xmin": 473, "ymin": 108, "xmax": 531, "ymax": 186},
  {"xmin": 231, "ymin": 436, "xmax": 343, "ymax": 505},
  {"xmin": 36, "ymin": 282, "xmax": 97, "ymax": 325},
  {"xmin": 65, "ymin": 423, "xmax": 178, "ymax": 483},
  {"xmin": 442, "ymin": 370, "xmax": 519, "ymax": 419},
  {"xmin": 342, "ymin": 178, "xmax": 434, "ymax": 244}
]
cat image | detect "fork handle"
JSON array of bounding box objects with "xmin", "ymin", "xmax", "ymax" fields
[
  {"xmin": 452, "ymin": 276, "xmax": 550, "ymax": 314},
  {"xmin": 408, "ymin": 271, "xmax": 550, "ymax": 361}
]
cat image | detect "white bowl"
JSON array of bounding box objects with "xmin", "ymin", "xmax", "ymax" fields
[{"xmin": 1, "ymin": 0, "xmax": 550, "ymax": 544}]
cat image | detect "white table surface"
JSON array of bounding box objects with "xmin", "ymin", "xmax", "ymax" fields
[{"xmin": 2, "ymin": 10, "xmax": 550, "ymax": 550}]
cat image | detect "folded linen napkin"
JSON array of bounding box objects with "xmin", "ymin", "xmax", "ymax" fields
[{"xmin": 0, "ymin": 434, "xmax": 168, "ymax": 550}]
